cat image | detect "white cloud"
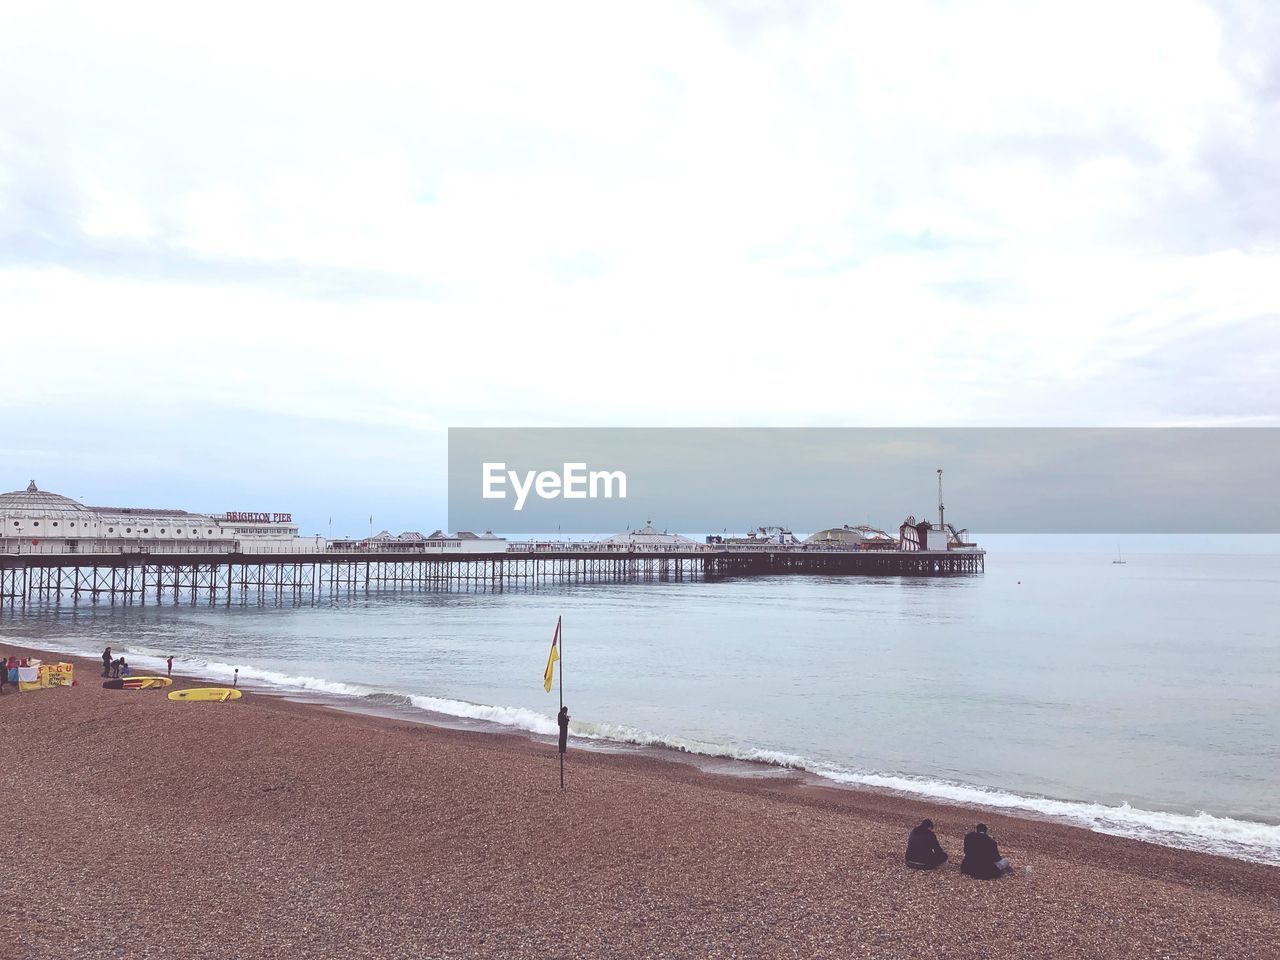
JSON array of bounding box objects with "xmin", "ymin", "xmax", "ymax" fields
[{"xmin": 0, "ymin": 0, "xmax": 1276, "ymax": 512}]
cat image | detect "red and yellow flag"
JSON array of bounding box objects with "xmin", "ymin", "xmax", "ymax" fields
[{"xmin": 543, "ymin": 617, "xmax": 561, "ymax": 693}]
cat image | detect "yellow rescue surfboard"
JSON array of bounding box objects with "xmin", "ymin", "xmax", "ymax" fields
[
  {"xmin": 122, "ymin": 676, "xmax": 174, "ymax": 690},
  {"xmin": 167, "ymin": 687, "xmax": 242, "ymax": 703}
]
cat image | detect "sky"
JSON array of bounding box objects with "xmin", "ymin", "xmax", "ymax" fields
[{"xmin": 1, "ymin": 0, "xmax": 1277, "ymax": 534}]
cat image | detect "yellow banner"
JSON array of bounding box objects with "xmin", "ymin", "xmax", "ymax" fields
[{"xmin": 28, "ymin": 662, "xmax": 74, "ymax": 689}]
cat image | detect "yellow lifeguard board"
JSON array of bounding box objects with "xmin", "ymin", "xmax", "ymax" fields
[
  {"xmin": 167, "ymin": 687, "xmax": 242, "ymax": 702},
  {"xmin": 121, "ymin": 676, "xmax": 173, "ymax": 689}
]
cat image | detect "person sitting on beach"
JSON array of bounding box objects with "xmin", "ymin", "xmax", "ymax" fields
[
  {"xmin": 119, "ymin": 659, "xmax": 130, "ymax": 678},
  {"xmin": 960, "ymin": 823, "xmax": 1012, "ymax": 879},
  {"xmin": 905, "ymin": 818, "xmax": 948, "ymax": 870}
]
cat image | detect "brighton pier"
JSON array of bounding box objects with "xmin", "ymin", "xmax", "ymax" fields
[
  {"xmin": 0, "ymin": 547, "xmax": 984, "ymax": 606},
  {"xmin": 0, "ymin": 483, "xmax": 984, "ymax": 606}
]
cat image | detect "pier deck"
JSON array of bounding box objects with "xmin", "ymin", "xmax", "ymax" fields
[{"xmin": 0, "ymin": 548, "xmax": 984, "ymax": 605}]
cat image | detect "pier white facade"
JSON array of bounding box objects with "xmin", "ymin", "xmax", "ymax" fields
[{"xmin": 0, "ymin": 482, "xmax": 321, "ymax": 555}]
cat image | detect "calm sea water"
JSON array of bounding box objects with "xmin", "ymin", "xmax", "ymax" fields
[{"xmin": 5, "ymin": 546, "xmax": 1279, "ymax": 864}]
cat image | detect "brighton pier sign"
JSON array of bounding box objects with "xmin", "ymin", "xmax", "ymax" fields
[{"xmin": 225, "ymin": 511, "xmax": 293, "ymax": 523}]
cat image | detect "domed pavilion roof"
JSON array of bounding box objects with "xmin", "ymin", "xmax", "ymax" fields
[
  {"xmin": 0, "ymin": 481, "xmax": 90, "ymax": 515},
  {"xmin": 600, "ymin": 520, "xmax": 698, "ymax": 546}
]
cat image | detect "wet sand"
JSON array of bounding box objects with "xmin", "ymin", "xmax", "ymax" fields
[{"xmin": 2, "ymin": 645, "xmax": 1277, "ymax": 959}]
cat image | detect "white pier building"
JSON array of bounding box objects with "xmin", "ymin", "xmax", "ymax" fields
[{"xmin": 0, "ymin": 482, "xmax": 322, "ymax": 555}]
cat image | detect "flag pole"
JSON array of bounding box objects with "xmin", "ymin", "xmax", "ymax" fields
[{"xmin": 558, "ymin": 614, "xmax": 564, "ymax": 790}]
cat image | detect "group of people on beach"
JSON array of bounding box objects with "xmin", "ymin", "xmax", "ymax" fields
[
  {"xmin": 101, "ymin": 647, "xmax": 130, "ymax": 679},
  {"xmin": 100, "ymin": 648, "xmax": 175, "ymax": 680},
  {"xmin": 905, "ymin": 819, "xmax": 1015, "ymax": 879}
]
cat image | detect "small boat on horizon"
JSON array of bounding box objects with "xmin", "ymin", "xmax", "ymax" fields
[{"xmin": 1113, "ymin": 545, "xmax": 1126, "ymax": 565}]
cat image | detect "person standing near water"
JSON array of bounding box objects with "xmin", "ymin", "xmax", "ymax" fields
[
  {"xmin": 166, "ymin": 656, "xmax": 173, "ymax": 677},
  {"xmin": 101, "ymin": 647, "xmax": 112, "ymax": 677},
  {"xmin": 233, "ymin": 668, "xmax": 239, "ymax": 688},
  {"xmin": 557, "ymin": 705, "xmax": 570, "ymax": 754}
]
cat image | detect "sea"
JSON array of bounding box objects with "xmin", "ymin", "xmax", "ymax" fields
[{"xmin": 5, "ymin": 536, "xmax": 1279, "ymax": 866}]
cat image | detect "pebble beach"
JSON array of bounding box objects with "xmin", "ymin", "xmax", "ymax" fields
[{"xmin": 2, "ymin": 645, "xmax": 1277, "ymax": 960}]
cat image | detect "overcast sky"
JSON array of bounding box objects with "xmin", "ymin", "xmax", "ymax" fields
[{"xmin": 1, "ymin": 0, "xmax": 1276, "ymax": 532}]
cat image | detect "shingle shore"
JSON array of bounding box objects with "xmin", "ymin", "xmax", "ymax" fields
[{"xmin": 1, "ymin": 645, "xmax": 1276, "ymax": 959}]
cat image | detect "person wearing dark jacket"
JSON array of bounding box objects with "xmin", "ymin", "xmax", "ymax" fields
[
  {"xmin": 961, "ymin": 823, "xmax": 1011, "ymax": 879},
  {"xmin": 905, "ymin": 819, "xmax": 948, "ymax": 869},
  {"xmin": 557, "ymin": 705, "xmax": 570, "ymax": 753}
]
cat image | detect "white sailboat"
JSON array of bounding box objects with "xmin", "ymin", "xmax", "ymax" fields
[{"xmin": 1112, "ymin": 545, "xmax": 1126, "ymax": 565}]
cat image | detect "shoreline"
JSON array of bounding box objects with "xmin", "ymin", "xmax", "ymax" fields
[
  {"xmin": 2, "ymin": 643, "xmax": 1279, "ymax": 958},
  {"xmin": 9, "ymin": 639, "xmax": 1280, "ymax": 867}
]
